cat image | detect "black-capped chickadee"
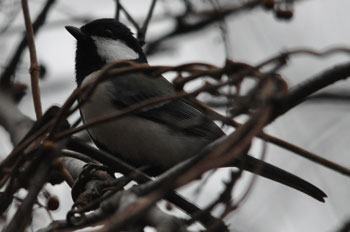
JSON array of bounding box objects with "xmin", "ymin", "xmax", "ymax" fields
[{"xmin": 65, "ymin": 18, "xmax": 326, "ymax": 202}]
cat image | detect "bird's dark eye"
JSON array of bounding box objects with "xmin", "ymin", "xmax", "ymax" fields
[{"xmin": 104, "ymin": 29, "xmax": 113, "ymax": 37}]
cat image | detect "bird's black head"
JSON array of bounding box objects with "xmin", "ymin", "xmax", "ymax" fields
[{"xmin": 66, "ymin": 18, "xmax": 147, "ymax": 85}]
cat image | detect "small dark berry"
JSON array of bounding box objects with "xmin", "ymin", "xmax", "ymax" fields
[{"xmin": 47, "ymin": 196, "xmax": 59, "ymax": 211}]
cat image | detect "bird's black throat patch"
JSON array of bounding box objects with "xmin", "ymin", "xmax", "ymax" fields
[{"xmin": 75, "ymin": 39, "xmax": 106, "ymax": 86}]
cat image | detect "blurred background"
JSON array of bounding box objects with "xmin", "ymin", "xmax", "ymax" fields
[{"xmin": 0, "ymin": 0, "xmax": 349, "ymax": 231}]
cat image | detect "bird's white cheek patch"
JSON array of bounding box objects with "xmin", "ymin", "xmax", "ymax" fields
[{"xmin": 91, "ymin": 36, "xmax": 139, "ymax": 63}]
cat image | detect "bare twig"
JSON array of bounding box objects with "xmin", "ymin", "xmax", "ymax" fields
[
  {"xmin": 141, "ymin": 0, "xmax": 157, "ymax": 33},
  {"xmin": 21, "ymin": 0, "xmax": 42, "ymax": 119},
  {"xmin": 138, "ymin": 0, "xmax": 157, "ymax": 45},
  {"xmin": 114, "ymin": 0, "xmax": 121, "ymax": 21},
  {"xmin": 118, "ymin": 3, "xmax": 140, "ymax": 30},
  {"xmin": 209, "ymin": 0, "xmax": 233, "ymax": 59},
  {"xmin": 263, "ymin": 133, "xmax": 350, "ymax": 176}
]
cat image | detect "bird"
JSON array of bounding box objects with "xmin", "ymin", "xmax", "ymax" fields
[{"xmin": 65, "ymin": 18, "xmax": 327, "ymax": 202}]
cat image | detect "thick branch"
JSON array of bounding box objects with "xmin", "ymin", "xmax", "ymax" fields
[{"xmin": 274, "ymin": 62, "xmax": 350, "ymax": 118}]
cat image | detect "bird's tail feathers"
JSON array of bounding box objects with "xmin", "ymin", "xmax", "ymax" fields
[{"xmin": 238, "ymin": 155, "xmax": 327, "ymax": 202}]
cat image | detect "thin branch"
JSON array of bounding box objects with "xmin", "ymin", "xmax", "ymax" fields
[
  {"xmin": 210, "ymin": 0, "xmax": 233, "ymax": 59},
  {"xmin": 114, "ymin": 0, "xmax": 121, "ymax": 21},
  {"xmin": 21, "ymin": 0, "xmax": 42, "ymax": 119},
  {"xmin": 263, "ymin": 133, "xmax": 350, "ymax": 176},
  {"xmin": 138, "ymin": 0, "xmax": 157, "ymax": 45},
  {"xmin": 118, "ymin": 3, "xmax": 140, "ymax": 30},
  {"xmin": 255, "ymin": 48, "xmax": 350, "ymax": 72},
  {"xmin": 141, "ymin": 0, "xmax": 157, "ymax": 33}
]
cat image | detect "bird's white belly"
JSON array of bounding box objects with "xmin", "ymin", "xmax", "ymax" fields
[{"xmin": 79, "ymin": 74, "xmax": 205, "ymax": 169}]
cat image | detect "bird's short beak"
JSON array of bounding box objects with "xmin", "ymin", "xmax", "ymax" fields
[{"xmin": 65, "ymin": 26, "xmax": 87, "ymax": 41}]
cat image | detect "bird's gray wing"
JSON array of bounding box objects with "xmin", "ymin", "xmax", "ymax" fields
[
  {"xmin": 108, "ymin": 72, "xmax": 224, "ymax": 140},
  {"xmin": 107, "ymin": 72, "xmax": 327, "ymax": 202}
]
